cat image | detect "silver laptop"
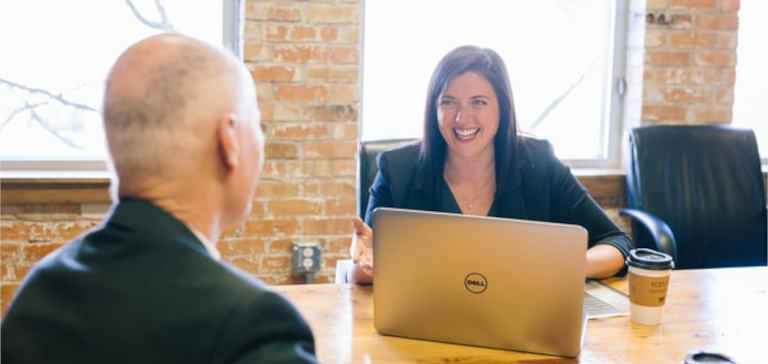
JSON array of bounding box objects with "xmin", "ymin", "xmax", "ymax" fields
[{"xmin": 372, "ymin": 207, "xmax": 588, "ymax": 357}]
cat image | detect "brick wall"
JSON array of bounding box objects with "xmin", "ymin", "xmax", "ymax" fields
[
  {"xmin": 642, "ymin": 0, "xmax": 739, "ymax": 124},
  {"xmin": 0, "ymin": 0, "xmax": 746, "ymax": 316}
]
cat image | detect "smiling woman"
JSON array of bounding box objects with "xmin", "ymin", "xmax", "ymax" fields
[{"xmin": 351, "ymin": 45, "xmax": 632, "ymax": 285}]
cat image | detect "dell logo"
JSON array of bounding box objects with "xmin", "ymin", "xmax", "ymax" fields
[{"xmin": 464, "ymin": 273, "xmax": 488, "ymax": 294}]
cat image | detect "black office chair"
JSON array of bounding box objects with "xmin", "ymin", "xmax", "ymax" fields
[
  {"xmin": 620, "ymin": 125, "xmax": 767, "ymax": 269},
  {"xmin": 357, "ymin": 138, "xmax": 419, "ymax": 219},
  {"xmin": 335, "ymin": 138, "xmax": 418, "ymax": 284}
]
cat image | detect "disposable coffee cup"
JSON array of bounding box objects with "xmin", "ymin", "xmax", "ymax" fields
[{"xmin": 626, "ymin": 248, "xmax": 674, "ymax": 325}]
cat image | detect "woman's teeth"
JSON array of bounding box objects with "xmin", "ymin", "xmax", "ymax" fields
[{"xmin": 454, "ymin": 128, "xmax": 479, "ymax": 140}]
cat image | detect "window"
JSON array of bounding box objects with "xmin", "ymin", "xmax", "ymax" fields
[
  {"xmin": 0, "ymin": 0, "xmax": 243, "ymax": 173},
  {"xmin": 732, "ymin": 1, "xmax": 768, "ymax": 158},
  {"xmin": 361, "ymin": 0, "xmax": 628, "ymax": 167}
]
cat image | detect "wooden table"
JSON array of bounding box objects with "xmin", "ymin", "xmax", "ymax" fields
[{"xmin": 273, "ymin": 267, "xmax": 768, "ymax": 363}]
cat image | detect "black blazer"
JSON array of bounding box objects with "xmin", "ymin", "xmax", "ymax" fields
[
  {"xmin": 364, "ymin": 137, "xmax": 633, "ymax": 262},
  {"xmin": 1, "ymin": 198, "xmax": 317, "ymax": 364}
]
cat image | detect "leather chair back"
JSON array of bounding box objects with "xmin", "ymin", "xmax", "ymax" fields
[
  {"xmin": 358, "ymin": 139, "xmax": 419, "ymax": 219},
  {"xmin": 626, "ymin": 125, "xmax": 766, "ymax": 269}
]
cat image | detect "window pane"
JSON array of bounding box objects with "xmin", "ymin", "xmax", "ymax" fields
[
  {"xmin": 733, "ymin": 1, "xmax": 768, "ymax": 157},
  {"xmin": 0, "ymin": 1, "xmax": 223, "ymax": 161},
  {"xmin": 362, "ymin": 0, "xmax": 617, "ymax": 160}
]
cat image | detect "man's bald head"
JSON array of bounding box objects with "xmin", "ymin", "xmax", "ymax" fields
[{"xmin": 103, "ymin": 33, "xmax": 258, "ymax": 191}]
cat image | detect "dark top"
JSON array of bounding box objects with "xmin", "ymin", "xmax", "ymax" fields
[
  {"xmin": 1, "ymin": 198, "xmax": 317, "ymax": 364},
  {"xmin": 364, "ymin": 137, "xmax": 633, "ymax": 270}
]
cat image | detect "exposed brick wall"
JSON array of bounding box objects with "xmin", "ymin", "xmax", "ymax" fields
[
  {"xmin": 222, "ymin": 0, "xmax": 361, "ymax": 285},
  {"xmin": 642, "ymin": 0, "xmax": 739, "ymax": 124},
  {"xmin": 0, "ymin": 0, "xmax": 748, "ymax": 317}
]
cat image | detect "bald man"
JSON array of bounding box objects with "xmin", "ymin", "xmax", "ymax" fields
[{"xmin": 1, "ymin": 34, "xmax": 317, "ymax": 364}]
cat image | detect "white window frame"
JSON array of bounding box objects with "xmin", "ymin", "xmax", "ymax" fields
[
  {"xmin": 0, "ymin": 0, "xmax": 244, "ymax": 178},
  {"xmin": 359, "ymin": 0, "xmax": 632, "ymax": 171}
]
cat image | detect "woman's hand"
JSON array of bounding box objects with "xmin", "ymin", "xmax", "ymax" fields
[{"xmin": 351, "ymin": 217, "xmax": 374, "ymax": 283}]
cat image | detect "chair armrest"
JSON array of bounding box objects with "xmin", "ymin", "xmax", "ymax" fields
[
  {"xmin": 619, "ymin": 208, "xmax": 678, "ymax": 264},
  {"xmin": 335, "ymin": 259, "xmax": 353, "ymax": 284}
]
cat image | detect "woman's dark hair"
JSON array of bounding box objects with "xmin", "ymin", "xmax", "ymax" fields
[{"xmin": 420, "ymin": 45, "xmax": 521, "ymax": 198}]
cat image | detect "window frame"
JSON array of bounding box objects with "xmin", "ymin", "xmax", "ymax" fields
[
  {"xmin": 0, "ymin": 0, "xmax": 245, "ymax": 177},
  {"xmin": 359, "ymin": 0, "xmax": 631, "ymax": 171}
]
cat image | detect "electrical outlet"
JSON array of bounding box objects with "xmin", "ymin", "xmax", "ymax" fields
[{"xmin": 292, "ymin": 242, "xmax": 321, "ymax": 276}]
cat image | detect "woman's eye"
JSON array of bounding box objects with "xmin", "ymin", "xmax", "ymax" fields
[
  {"xmin": 472, "ymin": 99, "xmax": 487, "ymax": 106},
  {"xmin": 439, "ymin": 99, "xmax": 456, "ymax": 106}
]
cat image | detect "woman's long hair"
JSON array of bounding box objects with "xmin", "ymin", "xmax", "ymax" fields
[{"xmin": 420, "ymin": 45, "xmax": 521, "ymax": 198}]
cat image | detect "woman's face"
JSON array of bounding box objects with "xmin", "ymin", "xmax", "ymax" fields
[{"xmin": 436, "ymin": 71, "xmax": 500, "ymax": 160}]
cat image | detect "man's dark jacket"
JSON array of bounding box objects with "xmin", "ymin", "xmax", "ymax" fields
[{"xmin": 1, "ymin": 198, "xmax": 317, "ymax": 364}]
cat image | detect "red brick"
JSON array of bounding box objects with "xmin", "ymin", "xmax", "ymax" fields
[
  {"xmin": 290, "ymin": 26, "xmax": 317, "ymax": 41},
  {"xmin": 303, "ymin": 218, "xmax": 353, "ymax": 235},
  {"xmin": 329, "ymin": 84, "xmax": 358, "ymax": 103},
  {"xmin": 669, "ymin": 32, "xmax": 695, "ymax": 48},
  {"xmin": 250, "ymin": 65, "xmax": 297, "ymax": 82},
  {"xmin": 249, "ymin": 201, "xmax": 266, "ymax": 218},
  {"xmin": 330, "ymin": 47, "xmax": 359, "ymax": 64},
  {"xmin": 23, "ymin": 243, "xmax": 64, "ymax": 261},
  {"xmin": 720, "ymin": 0, "xmax": 739, "ymax": 11},
  {"xmin": 262, "ymin": 256, "xmax": 291, "ymax": 273},
  {"xmin": 218, "ymin": 238, "xmax": 266, "ymax": 257},
  {"xmin": 307, "ymin": 6, "xmax": 359, "ymax": 24},
  {"xmin": 646, "ymin": 51, "xmax": 690, "ymax": 66},
  {"xmin": 227, "ymin": 257, "xmax": 260, "ymax": 274},
  {"xmin": 268, "ymin": 123, "xmax": 328, "ymax": 140},
  {"xmin": 715, "ymin": 87, "xmax": 734, "ymax": 104},
  {"xmin": 694, "ymin": 50, "xmax": 735, "ymax": 67},
  {"xmin": 244, "ymin": 44, "xmax": 270, "ymax": 62},
  {"xmin": 661, "ymin": 87, "xmax": 710, "ymax": 104},
  {"xmin": 245, "ymin": 3, "xmax": 267, "ymax": 20},
  {"xmin": 669, "ymin": 0, "xmax": 716, "ymax": 10},
  {"xmin": 648, "ymin": 0, "xmax": 669, "ymax": 9},
  {"xmin": 273, "ymin": 45, "xmax": 328, "ymax": 63},
  {"xmin": 642, "ymin": 105, "xmax": 687, "ymax": 121},
  {"xmin": 696, "ymin": 108, "xmax": 732, "ymax": 123},
  {"xmin": 259, "ymin": 102, "xmax": 275, "ymax": 121},
  {"xmin": 696, "ymin": 14, "xmax": 738, "ymax": 30},
  {"xmin": 245, "ymin": 219, "xmax": 299, "ymax": 236},
  {"xmin": 670, "ymin": 14, "xmax": 693, "ymax": 29},
  {"xmin": 304, "ymin": 181, "xmax": 355, "ymax": 197},
  {"xmin": 303, "ymin": 141, "xmax": 356, "ymax": 159},
  {"xmin": 307, "ymin": 67, "xmax": 359, "ymax": 82},
  {"xmin": 325, "ymin": 199, "xmax": 356, "ymax": 215},
  {"xmin": 305, "ymin": 105, "xmax": 358, "ymax": 121},
  {"xmin": 1, "ymin": 204, "xmax": 80, "ymax": 216},
  {"xmin": 320, "ymin": 26, "xmax": 339, "ymax": 42},
  {"xmin": 265, "ymin": 24, "xmax": 288, "ymax": 41},
  {"xmin": 334, "ymin": 122, "xmax": 358, "ymax": 140},
  {"xmin": 268, "ymin": 199, "xmax": 323, "ymax": 216},
  {"xmin": 645, "ymin": 30, "xmax": 666, "ymax": 48},
  {"xmin": 268, "ymin": 239, "xmax": 294, "ymax": 254},
  {"xmin": 323, "ymin": 237, "xmax": 353, "ymax": 254},
  {"xmin": 255, "ymin": 181, "xmax": 301, "ymax": 198},
  {"xmin": 261, "ymin": 161, "xmax": 314, "ymax": 179},
  {"xmin": 244, "ymin": 22, "xmax": 261, "ymax": 41},
  {"xmin": 312, "ymin": 160, "xmax": 332, "ymax": 178},
  {"xmin": 2, "ymin": 283, "xmax": 20, "ymax": 316},
  {"xmin": 340, "ymin": 26, "xmax": 359, "ymax": 44},
  {"xmin": 332, "ymin": 160, "xmax": 356, "ymax": 177},
  {"xmin": 272, "ymin": 103, "xmax": 302, "ymax": 121},
  {"xmin": 265, "ymin": 141, "xmax": 299, "ymax": 159},
  {"xmin": 268, "ymin": 7, "xmax": 302, "ymax": 22},
  {"xmin": 275, "ymin": 85, "xmax": 328, "ymax": 102}
]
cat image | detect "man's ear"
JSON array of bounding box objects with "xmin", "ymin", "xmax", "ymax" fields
[{"xmin": 218, "ymin": 114, "xmax": 240, "ymax": 171}]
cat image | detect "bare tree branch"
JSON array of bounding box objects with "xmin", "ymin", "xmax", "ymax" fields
[
  {"xmin": 0, "ymin": 78, "xmax": 98, "ymax": 113},
  {"xmin": 125, "ymin": 0, "xmax": 175, "ymax": 31},
  {"xmin": 1, "ymin": 101, "xmax": 48, "ymax": 130},
  {"xmin": 528, "ymin": 61, "xmax": 596, "ymax": 131},
  {"xmin": 28, "ymin": 108, "xmax": 82, "ymax": 149}
]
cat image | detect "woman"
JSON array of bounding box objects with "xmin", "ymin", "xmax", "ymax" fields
[{"xmin": 351, "ymin": 45, "xmax": 631, "ymax": 284}]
